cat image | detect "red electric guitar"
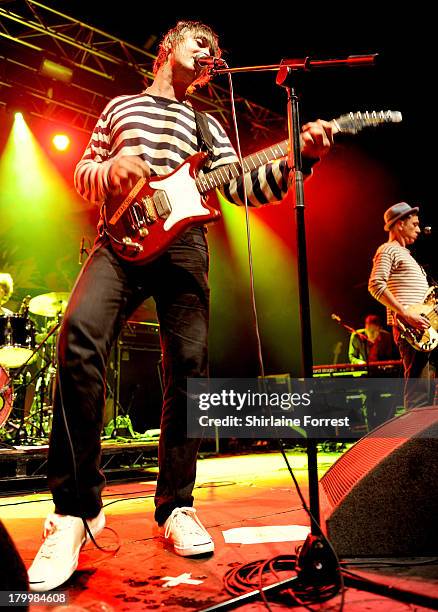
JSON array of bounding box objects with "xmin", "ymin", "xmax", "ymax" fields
[{"xmin": 103, "ymin": 110, "xmax": 402, "ymax": 265}]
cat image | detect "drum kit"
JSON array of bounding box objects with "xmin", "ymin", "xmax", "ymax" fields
[{"xmin": 0, "ymin": 292, "xmax": 69, "ymax": 443}]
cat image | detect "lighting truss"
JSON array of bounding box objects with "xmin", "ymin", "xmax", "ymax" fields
[{"xmin": 0, "ymin": 1, "xmax": 285, "ymax": 138}]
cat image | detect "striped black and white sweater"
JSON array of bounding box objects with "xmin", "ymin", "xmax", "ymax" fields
[
  {"xmin": 74, "ymin": 93, "xmax": 292, "ymax": 217},
  {"xmin": 368, "ymin": 240, "xmax": 429, "ymax": 325}
]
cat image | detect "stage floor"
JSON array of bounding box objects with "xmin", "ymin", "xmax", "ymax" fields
[{"xmin": 1, "ymin": 451, "xmax": 438, "ymax": 611}]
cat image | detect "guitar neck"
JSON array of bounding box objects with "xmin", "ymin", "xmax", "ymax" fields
[{"xmin": 195, "ymin": 109, "xmax": 401, "ymax": 195}]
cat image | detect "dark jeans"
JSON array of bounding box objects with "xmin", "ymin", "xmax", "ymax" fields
[
  {"xmin": 393, "ymin": 327, "xmax": 437, "ymax": 409},
  {"xmin": 47, "ymin": 227, "xmax": 209, "ymax": 525}
]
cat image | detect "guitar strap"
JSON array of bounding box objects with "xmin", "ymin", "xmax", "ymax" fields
[{"xmin": 193, "ymin": 109, "xmax": 214, "ymax": 160}]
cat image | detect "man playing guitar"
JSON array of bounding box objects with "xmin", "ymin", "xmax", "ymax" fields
[
  {"xmin": 27, "ymin": 20, "xmax": 334, "ymax": 591},
  {"xmin": 368, "ymin": 202, "xmax": 437, "ymax": 408}
]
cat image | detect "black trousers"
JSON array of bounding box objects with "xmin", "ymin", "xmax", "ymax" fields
[
  {"xmin": 47, "ymin": 228, "xmax": 209, "ymax": 525},
  {"xmin": 393, "ymin": 327, "xmax": 437, "ymax": 409}
]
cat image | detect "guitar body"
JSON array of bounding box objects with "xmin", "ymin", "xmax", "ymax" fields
[
  {"xmin": 397, "ymin": 287, "xmax": 438, "ymax": 352},
  {"xmin": 104, "ymin": 152, "xmax": 221, "ymax": 264}
]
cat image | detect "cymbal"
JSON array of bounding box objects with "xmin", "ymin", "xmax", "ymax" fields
[{"xmin": 29, "ymin": 292, "xmax": 70, "ymax": 318}]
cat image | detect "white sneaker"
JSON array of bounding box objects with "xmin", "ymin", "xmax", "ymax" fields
[
  {"xmin": 28, "ymin": 510, "xmax": 105, "ymax": 591},
  {"xmin": 163, "ymin": 507, "xmax": 214, "ymax": 556}
]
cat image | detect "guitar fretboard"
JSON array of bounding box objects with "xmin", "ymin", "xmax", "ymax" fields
[{"xmin": 195, "ymin": 139, "xmax": 288, "ymax": 194}]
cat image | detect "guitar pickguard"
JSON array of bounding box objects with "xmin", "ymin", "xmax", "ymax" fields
[{"xmin": 149, "ymin": 163, "xmax": 211, "ymax": 232}]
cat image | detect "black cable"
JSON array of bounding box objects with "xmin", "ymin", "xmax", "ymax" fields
[
  {"xmin": 226, "ymin": 68, "xmax": 265, "ymax": 379},
  {"xmin": 0, "ymin": 480, "xmax": 236, "ymax": 508},
  {"xmin": 223, "ymin": 555, "xmax": 341, "ymax": 609},
  {"xmin": 0, "ymin": 492, "xmax": 155, "ymax": 508},
  {"xmin": 342, "ymin": 558, "xmax": 438, "ymax": 568}
]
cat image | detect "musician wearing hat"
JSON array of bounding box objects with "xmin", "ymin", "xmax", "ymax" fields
[
  {"xmin": 368, "ymin": 202, "xmax": 437, "ymax": 408},
  {"xmin": 0, "ymin": 273, "xmax": 14, "ymax": 315}
]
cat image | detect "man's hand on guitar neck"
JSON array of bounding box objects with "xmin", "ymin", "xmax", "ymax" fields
[
  {"xmin": 108, "ymin": 156, "xmax": 150, "ymax": 195},
  {"xmin": 300, "ymin": 119, "xmax": 334, "ymax": 160}
]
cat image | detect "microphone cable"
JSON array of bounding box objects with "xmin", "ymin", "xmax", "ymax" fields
[{"xmin": 225, "ymin": 64, "xmax": 266, "ymax": 379}]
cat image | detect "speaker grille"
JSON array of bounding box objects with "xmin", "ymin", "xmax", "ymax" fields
[{"xmin": 321, "ymin": 407, "xmax": 438, "ymax": 507}]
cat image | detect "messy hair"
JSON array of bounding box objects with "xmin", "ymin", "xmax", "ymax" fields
[{"xmin": 153, "ymin": 20, "xmax": 221, "ymax": 90}]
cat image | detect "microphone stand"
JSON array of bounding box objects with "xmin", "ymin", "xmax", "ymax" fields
[
  {"xmin": 287, "ymin": 75, "xmax": 322, "ymax": 511},
  {"xmin": 332, "ymin": 314, "xmax": 369, "ymax": 345},
  {"xmin": 199, "ymin": 54, "xmax": 377, "ymax": 611}
]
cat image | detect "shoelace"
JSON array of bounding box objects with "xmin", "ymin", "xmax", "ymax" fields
[{"xmin": 164, "ymin": 507, "xmax": 209, "ymax": 540}]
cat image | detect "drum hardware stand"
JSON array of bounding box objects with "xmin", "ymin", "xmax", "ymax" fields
[
  {"xmin": 1, "ymin": 321, "xmax": 61, "ymax": 444},
  {"xmin": 32, "ymin": 355, "xmax": 55, "ymax": 441}
]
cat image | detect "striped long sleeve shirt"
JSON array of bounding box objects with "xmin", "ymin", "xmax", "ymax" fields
[
  {"xmin": 368, "ymin": 240, "xmax": 429, "ymax": 325},
  {"xmin": 74, "ymin": 93, "xmax": 291, "ymax": 215}
]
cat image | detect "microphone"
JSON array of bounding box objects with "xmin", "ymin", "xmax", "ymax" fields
[
  {"xmin": 331, "ymin": 313, "xmax": 341, "ymax": 322},
  {"xmin": 194, "ymin": 53, "xmax": 227, "ymax": 69},
  {"xmin": 19, "ymin": 295, "xmax": 31, "ymax": 317},
  {"xmin": 78, "ymin": 237, "xmax": 85, "ymax": 265},
  {"xmin": 423, "ymin": 226, "xmax": 432, "ymax": 235}
]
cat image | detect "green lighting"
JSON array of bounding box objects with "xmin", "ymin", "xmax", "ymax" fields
[
  {"xmin": 0, "ymin": 115, "xmax": 90, "ymax": 297},
  {"xmin": 218, "ymin": 192, "xmax": 341, "ymax": 372},
  {"xmin": 13, "ymin": 113, "xmax": 27, "ymax": 143},
  {"xmin": 220, "ymin": 197, "xmax": 301, "ymax": 371}
]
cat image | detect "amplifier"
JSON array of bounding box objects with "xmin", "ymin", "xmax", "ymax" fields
[
  {"xmin": 106, "ymin": 321, "xmax": 163, "ymax": 434},
  {"xmin": 119, "ymin": 321, "xmax": 160, "ymax": 349}
]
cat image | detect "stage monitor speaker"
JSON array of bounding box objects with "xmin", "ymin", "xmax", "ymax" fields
[
  {"xmin": 107, "ymin": 322, "xmax": 163, "ymax": 434},
  {"xmin": 319, "ymin": 406, "xmax": 438, "ymax": 557}
]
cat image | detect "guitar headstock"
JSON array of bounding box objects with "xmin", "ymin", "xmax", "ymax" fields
[{"xmin": 333, "ymin": 110, "xmax": 402, "ymax": 134}]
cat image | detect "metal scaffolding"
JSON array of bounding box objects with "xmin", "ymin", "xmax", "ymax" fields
[{"xmin": 0, "ymin": 1, "xmax": 285, "ymax": 138}]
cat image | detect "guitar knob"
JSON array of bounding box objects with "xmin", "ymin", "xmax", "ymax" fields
[{"xmin": 122, "ymin": 237, "xmax": 143, "ymax": 252}]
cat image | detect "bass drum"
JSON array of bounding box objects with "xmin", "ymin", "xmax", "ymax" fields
[{"xmin": 0, "ymin": 366, "xmax": 13, "ymax": 428}]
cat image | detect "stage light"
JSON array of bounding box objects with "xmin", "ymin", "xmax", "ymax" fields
[
  {"xmin": 4, "ymin": 88, "xmax": 33, "ymax": 118},
  {"xmin": 13, "ymin": 112, "xmax": 28, "ymax": 143},
  {"xmin": 52, "ymin": 134, "xmax": 70, "ymax": 151},
  {"xmin": 39, "ymin": 58, "xmax": 73, "ymax": 84}
]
